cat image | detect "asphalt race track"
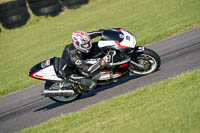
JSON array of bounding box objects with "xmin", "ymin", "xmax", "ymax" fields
[{"xmin": 0, "ymin": 26, "xmax": 200, "ymax": 133}]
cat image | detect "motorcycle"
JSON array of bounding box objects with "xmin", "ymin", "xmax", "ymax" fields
[{"xmin": 29, "ymin": 28, "xmax": 161, "ymax": 103}]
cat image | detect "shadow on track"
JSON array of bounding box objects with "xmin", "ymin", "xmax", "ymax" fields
[{"xmin": 34, "ymin": 102, "xmax": 66, "ymax": 112}]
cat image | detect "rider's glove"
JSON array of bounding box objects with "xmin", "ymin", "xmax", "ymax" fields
[{"xmin": 103, "ymin": 55, "xmax": 111, "ymax": 63}]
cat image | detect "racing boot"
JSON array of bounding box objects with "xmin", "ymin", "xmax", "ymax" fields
[
  {"xmin": 59, "ymin": 80, "xmax": 74, "ymax": 90},
  {"xmin": 69, "ymin": 74, "xmax": 97, "ymax": 93}
]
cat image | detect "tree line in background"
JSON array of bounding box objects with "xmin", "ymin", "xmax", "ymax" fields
[{"xmin": 0, "ymin": 0, "xmax": 89, "ymax": 31}]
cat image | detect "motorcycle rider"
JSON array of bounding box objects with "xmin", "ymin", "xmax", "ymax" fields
[{"xmin": 59, "ymin": 30, "xmax": 111, "ymax": 92}]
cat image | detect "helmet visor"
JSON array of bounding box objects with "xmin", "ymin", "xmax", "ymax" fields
[{"xmin": 81, "ymin": 42, "xmax": 92, "ymax": 49}]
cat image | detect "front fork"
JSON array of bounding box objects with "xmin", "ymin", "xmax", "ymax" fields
[{"xmin": 130, "ymin": 46, "xmax": 145, "ymax": 68}]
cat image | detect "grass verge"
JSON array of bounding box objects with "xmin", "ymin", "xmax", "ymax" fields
[
  {"xmin": 0, "ymin": 0, "xmax": 200, "ymax": 96},
  {"xmin": 18, "ymin": 68, "xmax": 200, "ymax": 133}
]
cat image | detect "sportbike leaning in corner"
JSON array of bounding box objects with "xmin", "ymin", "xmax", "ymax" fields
[{"xmin": 29, "ymin": 28, "xmax": 161, "ymax": 103}]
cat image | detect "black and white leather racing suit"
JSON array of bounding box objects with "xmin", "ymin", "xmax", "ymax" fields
[{"xmin": 59, "ymin": 30, "xmax": 105, "ymax": 92}]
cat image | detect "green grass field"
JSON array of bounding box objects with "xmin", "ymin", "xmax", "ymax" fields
[
  {"xmin": 18, "ymin": 68, "xmax": 200, "ymax": 133},
  {"xmin": 0, "ymin": 0, "xmax": 200, "ymax": 96}
]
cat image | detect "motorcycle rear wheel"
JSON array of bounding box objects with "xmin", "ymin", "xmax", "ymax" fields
[
  {"xmin": 130, "ymin": 48, "xmax": 161, "ymax": 75},
  {"xmin": 45, "ymin": 81, "xmax": 81, "ymax": 103}
]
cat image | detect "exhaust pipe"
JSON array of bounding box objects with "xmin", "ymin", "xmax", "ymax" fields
[{"xmin": 41, "ymin": 89, "xmax": 75, "ymax": 97}]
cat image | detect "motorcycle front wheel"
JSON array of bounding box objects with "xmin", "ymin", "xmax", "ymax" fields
[
  {"xmin": 129, "ymin": 48, "xmax": 161, "ymax": 75},
  {"xmin": 45, "ymin": 81, "xmax": 81, "ymax": 103}
]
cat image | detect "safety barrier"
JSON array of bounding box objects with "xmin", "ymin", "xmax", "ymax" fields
[
  {"xmin": 0, "ymin": 0, "xmax": 30, "ymax": 29},
  {"xmin": 0, "ymin": 0, "xmax": 89, "ymax": 30}
]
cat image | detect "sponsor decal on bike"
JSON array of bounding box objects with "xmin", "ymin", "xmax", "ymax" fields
[
  {"xmin": 41, "ymin": 59, "xmax": 50, "ymax": 68},
  {"xmin": 75, "ymin": 60, "xmax": 82, "ymax": 65},
  {"xmin": 119, "ymin": 34, "xmax": 124, "ymax": 39}
]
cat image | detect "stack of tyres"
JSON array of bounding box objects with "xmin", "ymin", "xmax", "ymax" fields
[
  {"xmin": 0, "ymin": 0, "xmax": 30, "ymax": 29},
  {"xmin": 62, "ymin": 0, "xmax": 89, "ymax": 9},
  {"xmin": 27, "ymin": 0, "xmax": 62, "ymax": 17}
]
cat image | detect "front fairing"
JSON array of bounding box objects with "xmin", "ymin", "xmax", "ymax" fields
[{"xmin": 29, "ymin": 57, "xmax": 62, "ymax": 81}]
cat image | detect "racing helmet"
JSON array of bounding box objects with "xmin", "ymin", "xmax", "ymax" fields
[{"xmin": 72, "ymin": 31, "xmax": 92, "ymax": 53}]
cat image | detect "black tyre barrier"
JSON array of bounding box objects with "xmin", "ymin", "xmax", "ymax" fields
[
  {"xmin": 27, "ymin": 0, "xmax": 62, "ymax": 17},
  {"xmin": 0, "ymin": 0, "xmax": 26, "ymax": 12},
  {"xmin": 0, "ymin": 13, "xmax": 30, "ymax": 29},
  {"xmin": 32, "ymin": 3, "xmax": 62, "ymax": 17},
  {"xmin": 0, "ymin": 0, "xmax": 30, "ymax": 29},
  {"xmin": 0, "ymin": 6, "xmax": 28, "ymax": 19},
  {"xmin": 0, "ymin": 0, "xmax": 90, "ymax": 31},
  {"xmin": 62, "ymin": 0, "xmax": 89, "ymax": 9},
  {"xmin": 1, "ymin": 13, "xmax": 29, "ymax": 25},
  {"xmin": 28, "ymin": 0, "xmax": 58, "ymax": 10},
  {"xmin": 1, "ymin": 19, "xmax": 27, "ymax": 29}
]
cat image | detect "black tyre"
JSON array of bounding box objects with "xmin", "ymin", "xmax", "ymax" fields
[
  {"xmin": 0, "ymin": 6, "xmax": 28, "ymax": 19},
  {"xmin": 28, "ymin": 0, "xmax": 58, "ymax": 10},
  {"xmin": 129, "ymin": 48, "xmax": 161, "ymax": 75},
  {"xmin": 0, "ymin": 0, "xmax": 26, "ymax": 12},
  {"xmin": 1, "ymin": 12, "xmax": 30, "ymax": 29},
  {"xmin": 2, "ymin": 20, "xmax": 27, "ymax": 29},
  {"xmin": 45, "ymin": 81, "xmax": 81, "ymax": 103},
  {"xmin": 0, "ymin": 0, "xmax": 30, "ymax": 29},
  {"xmin": 32, "ymin": 3, "xmax": 62, "ymax": 16},
  {"xmin": 62, "ymin": 0, "xmax": 89, "ymax": 9},
  {"xmin": 1, "ymin": 13, "xmax": 30, "ymax": 25}
]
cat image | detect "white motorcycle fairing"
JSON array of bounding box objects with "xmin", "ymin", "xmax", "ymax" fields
[
  {"xmin": 98, "ymin": 29, "xmax": 136, "ymax": 49},
  {"xmin": 29, "ymin": 57, "xmax": 63, "ymax": 81},
  {"xmin": 30, "ymin": 65, "xmax": 62, "ymax": 81}
]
